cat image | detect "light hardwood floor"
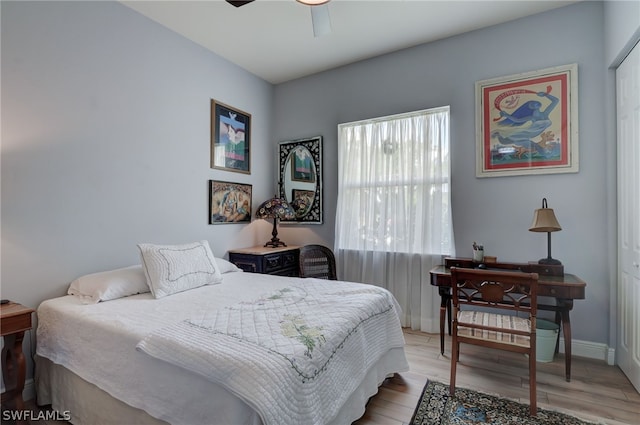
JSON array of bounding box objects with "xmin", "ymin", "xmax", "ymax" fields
[
  {"xmin": 355, "ymin": 329, "xmax": 640, "ymax": 425},
  {"xmin": 23, "ymin": 329, "xmax": 640, "ymax": 425}
]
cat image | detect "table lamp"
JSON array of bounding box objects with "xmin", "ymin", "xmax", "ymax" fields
[
  {"xmin": 529, "ymin": 197, "xmax": 562, "ymax": 265},
  {"xmin": 255, "ymin": 196, "xmax": 296, "ymax": 248}
]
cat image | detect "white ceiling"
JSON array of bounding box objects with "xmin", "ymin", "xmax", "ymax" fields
[{"xmin": 121, "ymin": 0, "xmax": 578, "ymax": 84}]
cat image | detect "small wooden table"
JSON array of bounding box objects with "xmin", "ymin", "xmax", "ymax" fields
[
  {"xmin": 229, "ymin": 245, "xmax": 300, "ymax": 277},
  {"xmin": 1, "ymin": 301, "xmax": 35, "ymax": 412},
  {"xmin": 430, "ymin": 259, "xmax": 586, "ymax": 382}
]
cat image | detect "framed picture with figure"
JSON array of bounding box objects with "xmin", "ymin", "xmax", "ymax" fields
[
  {"xmin": 475, "ymin": 64, "xmax": 578, "ymax": 177},
  {"xmin": 209, "ymin": 180, "xmax": 252, "ymax": 224},
  {"xmin": 211, "ymin": 100, "xmax": 251, "ymax": 174},
  {"xmin": 290, "ymin": 146, "xmax": 316, "ymax": 183},
  {"xmin": 291, "ymin": 189, "xmax": 315, "ymax": 218}
]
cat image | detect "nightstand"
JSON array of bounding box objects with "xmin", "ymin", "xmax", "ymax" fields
[
  {"xmin": 1, "ymin": 301, "xmax": 35, "ymax": 412},
  {"xmin": 229, "ymin": 245, "xmax": 300, "ymax": 276}
]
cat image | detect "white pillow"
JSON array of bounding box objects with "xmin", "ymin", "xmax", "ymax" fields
[
  {"xmin": 215, "ymin": 257, "xmax": 243, "ymax": 274},
  {"xmin": 138, "ymin": 240, "xmax": 223, "ymax": 298},
  {"xmin": 67, "ymin": 265, "xmax": 150, "ymax": 304}
]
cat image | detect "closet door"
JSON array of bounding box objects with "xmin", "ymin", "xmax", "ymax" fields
[{"xmin": 617, "ymin": 41, "xmax": 640, "ymax": 392}]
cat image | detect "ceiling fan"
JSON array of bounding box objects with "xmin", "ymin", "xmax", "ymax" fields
[{"xmin": 225, "ymin": 0, "xmax": 332, "ymax": 38}]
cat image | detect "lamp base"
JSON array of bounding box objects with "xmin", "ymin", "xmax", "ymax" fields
[
  {"xmin": 264, "ymin": 238, "xmax": 287, "ymax": 248},
  {"xmin": 538, "ymin": 257, "xmax": 562, "ymax": 265},
  {"xmin": 263, "ymin": 217, "xmax": 287, "ymax": 248}
]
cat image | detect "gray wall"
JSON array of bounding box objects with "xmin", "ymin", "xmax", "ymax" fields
[
  {"xmin": 1, "ymin": 0, "xmax": 635, "ymax": 380},
  {"xmin": 604, "ymin": 0, "xmax": 640, "ymax": 66},
  {"xmin": 273, "ymin": 1, "xmax": 611, "ymax": 345},
  {"xmin": 1, "ymin": 0, "xmax": 275, "ymax": 312}
]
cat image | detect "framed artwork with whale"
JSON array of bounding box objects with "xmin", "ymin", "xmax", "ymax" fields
[{"xmin": 475, "ymin": 64, "xmax": 578, "ymax": 178}]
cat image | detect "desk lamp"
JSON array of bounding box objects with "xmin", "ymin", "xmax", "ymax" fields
[
  {"xmin": 529, "ymin": 197, "xmax": 562, "ymax": 265},
  {"xmin": 255, "ymin": 196, "xmax": 296, "ymax": 248}
]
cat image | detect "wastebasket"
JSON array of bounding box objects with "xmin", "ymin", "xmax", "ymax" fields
[{"xmin": 536, "ymin": 319, "xmax": 559, "ymax": 362}]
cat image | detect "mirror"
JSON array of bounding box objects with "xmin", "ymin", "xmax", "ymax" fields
[{"xmin": 278, "ymin": 136, "xmax": 323, "ymax": 224}]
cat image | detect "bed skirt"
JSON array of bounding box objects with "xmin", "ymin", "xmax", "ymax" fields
[
  {"xmin": 35, "ymin": 347, "xmax": 408, "ymax": 425},
  {"xmin": 35, "ymin": 356, "xmax": 170, "ymax": 425}
]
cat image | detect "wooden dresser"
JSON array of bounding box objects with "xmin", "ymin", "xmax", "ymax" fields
[{"xmin": 228, "ymin": 245, "xmax": 300, "ymax": 277}]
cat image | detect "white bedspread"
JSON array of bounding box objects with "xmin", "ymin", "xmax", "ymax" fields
[
  {"xmin": 137, "ymin": 280, "xmax": 406, "ymax": 425},
  {"xmin": 36, "ymin": 272, "xmax": 409, "ymax": 425}
]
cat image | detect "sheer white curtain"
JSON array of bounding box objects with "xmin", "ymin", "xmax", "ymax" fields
[{"xmin": 335, "ymin": 107, "xmax": 455, "ymax": 332}]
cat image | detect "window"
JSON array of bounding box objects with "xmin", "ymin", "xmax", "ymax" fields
[{"xmin": 335, "ymin": 106, "xmax": 453, "ymax": 256}]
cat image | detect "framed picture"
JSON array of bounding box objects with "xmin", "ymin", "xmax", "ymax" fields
[
  {"xmin": 475, "ymin": 64, "xmax": 579, "ymax": 177},
  {"xmin": 291, "ymin": 189, "xmax": 315, "ymax": 218},
  {"xmin": 211, "ymin": 100, "xmax": 251, "ymax": 174},
  {"xmin": 290, "ymin": 146, "xmax": 316, "ymax": 183},
  {"xmin": 278, "ymin": 136, "xmax": 323, "ymax": 224},
  {"xmin": 209, "ymin": 180, "xmax": 252, "ymax": 224}
]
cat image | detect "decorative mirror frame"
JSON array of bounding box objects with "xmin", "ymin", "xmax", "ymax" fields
[{"xmin": 278, "ymin": 136, "xmax": 323, "ymax": 224}]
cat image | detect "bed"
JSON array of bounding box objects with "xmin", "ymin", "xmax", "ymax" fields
[{"xmin": 35, "ymin": 242, "xmax": 409, "ymax": 425}]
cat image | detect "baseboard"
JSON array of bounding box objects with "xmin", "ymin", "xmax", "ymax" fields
[
  {"xmin": 559, "ymin": 337, "xmax": 615, "ymax": 365},
  {"xmin": 23, "ymin": 378, "xmax": 36, "ymax": 401}
]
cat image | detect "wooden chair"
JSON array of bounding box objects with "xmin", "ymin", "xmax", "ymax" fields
[
  {"xmin": 298, "ymin": 245, "xmax": 337, "ymax": 280},
  {"xmin": 449, "ymin": 267, "xmax": 539, "ymax": 416}
]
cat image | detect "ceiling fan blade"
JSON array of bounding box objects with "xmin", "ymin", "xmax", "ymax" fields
[
  {"xmin": 311, "ymin": 4, "xmax": 331, "ymax": 37},
  {"xmin": 226, "ymin": 0, "xmax": 255, "ymax": 7}
]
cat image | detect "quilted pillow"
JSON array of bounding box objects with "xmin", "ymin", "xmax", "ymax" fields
[
  {"xmin": 215, "ymin": 257, "xmax": 243, "ymax": 274},
  {"xmin": 68, "ymin": 265, "xmax": 150, "ymax": 304},
  {"xmin": 138, "ymin": 240, "xmax": 223, "ymax": 298}
]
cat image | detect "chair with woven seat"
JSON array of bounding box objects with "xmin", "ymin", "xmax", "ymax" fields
[
  {"xmin": 449, "ymin": 267, "xmax": 539, "ymax": 416},
  {"xmin": 298, "ymin": 244, "xmax": 337, "ymax": 280}
]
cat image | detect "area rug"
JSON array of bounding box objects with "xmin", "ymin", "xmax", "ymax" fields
[{"xmin": 410, "ymin": 380, "xmax": 595, "ymax": 425}]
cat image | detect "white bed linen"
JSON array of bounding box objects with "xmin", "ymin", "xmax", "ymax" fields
[
  {"xmin": 137, "ymin": 280, "xmax": 405, "ymax": 425},
  {"xmin": 36, "ymin": 272, "xmax": 409, "ymax": 425}
]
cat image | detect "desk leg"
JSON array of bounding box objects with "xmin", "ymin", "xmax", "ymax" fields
[
  {"xmin": 554, "ymin": 310, "xmax": 561, "ymax": 354},
  {"xmin": 557, "ymin": 299, "xmax": 574, "ymax": 382},
  {"xmin": 438, "ymin": 287, "xmax": 450, "ymax": 355},
  {"xmin": 447, "ymin": 297, "xmax": 452, "ymax": 336}
]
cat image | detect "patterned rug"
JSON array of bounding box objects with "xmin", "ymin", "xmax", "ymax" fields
[{"xmin": 410, "ymin": 380, "xmax": 595, "ymax": 425}]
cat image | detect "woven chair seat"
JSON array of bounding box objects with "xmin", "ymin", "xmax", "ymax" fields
[{"xmin": 457, "ymin": 311, "xmax": 531, "ymax": 348}]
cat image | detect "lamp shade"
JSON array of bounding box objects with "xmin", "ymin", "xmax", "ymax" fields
[
  {"xmin": 255, "ymin": 197, "xmax": 295, "ymax": 248},
  {"xmin": 255, "ymin": 197, "xmax": 295, "ymax": 220},
  {"xmin": 297, "ymin": 0, "xmax": 330, "ymax": 5},
  {"xmin": 529, "ymin": 197, "xmax": 562, "ymax": 266},
  {"xmin": 529, "ymin": 198, "xmax": 561, "ymax": 232}
]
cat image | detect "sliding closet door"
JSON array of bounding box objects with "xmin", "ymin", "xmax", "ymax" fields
[{"xmin": 617, "ymin": 41, "xmax": 640, "ymax": 393}]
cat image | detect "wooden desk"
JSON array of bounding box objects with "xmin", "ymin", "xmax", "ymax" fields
[
  {"xmin": 1, "ymin": 301, "xmax": 35, "ymax": 412},
  {"xmin": 430, "ymin": 263, "xmax": 586, "ymax": 382}
]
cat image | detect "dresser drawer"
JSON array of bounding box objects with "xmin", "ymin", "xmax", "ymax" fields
[
  {"xmin": 0, "ymin": 312, "xmax": 32, "ymax": 336},
  {"xmin": 228, "ymin": 246, "xmax": 300, "ymax": 277},
  {"xmin": 264, "ymin": 253, "xmax": 284, "ymax": 273}
]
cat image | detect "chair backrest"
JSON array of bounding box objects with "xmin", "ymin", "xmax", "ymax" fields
[
  {"xmin": 450, "ymin": 267, "xmax": 539, "ymax": 330},
  {"xmin": 299, "ymin": 245, "xmax": 337, "ymax": 280},
  {"xmin": 449, "ymin": 267, "xmax": 540, "ymax": 416}
]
